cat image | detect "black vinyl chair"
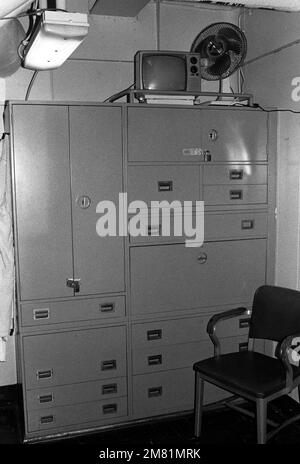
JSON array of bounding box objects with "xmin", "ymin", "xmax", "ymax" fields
[{"xmin": 193, "ymin": 285, "xmax": 300, "ymax": 444}]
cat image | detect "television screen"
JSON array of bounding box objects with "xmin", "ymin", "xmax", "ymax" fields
[{"xmin": 142, "ymin": 54, "xmax": 187, "ymax": 91}]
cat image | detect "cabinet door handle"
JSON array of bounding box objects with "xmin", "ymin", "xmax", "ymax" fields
[
  {"xmin": 158, "ymin": 181, "xmax": 173, "ymax": 192},
  {"xmin": 100, "ymin": 303, "xmax": 115, "ymax": 313},
  {"xmin": 33, "ymin": 309, "xmax": 50, "ymax": 320},
  {"xmin": 37, "ymin": 369, "xmax": 53, "ymax": 380},
  {"xmin": 101, "ymin": 360, "xmax": 117, "ymax": 371},
  {"xmin": 147, "ymin": 329, "xmax": 162, "ymax": 341},
  {"xmin": 239, "ymin": 342, "xmax": 248, "ymax": 352},
  {"xmin": 102, "ymin": 383, "xmax": 118, "ymax": 395},
  {"xmin": 39, "ymin": 394, "xmax": 54, "ymax": 404},
  {"xmin": 241, "ymin": 219, "xmax": 255, "ymax": 230},
  {"xmin": 148, "ymin": 354, "xmax": 162, "ymax": 366},
  {"xmin": 230, "ymin": 190, "xmax": 243, "ymax": 200},
  {"xmin": 148, "ymin": 386, "xmax": 163, "ymax": 398},
  {"xmin": 102, "ymin": 403, "xmax": 117, "ymax": 415},
  {"xmin": 230, "ymin": 169, "xmax": 244, "ymax": 180},
  {"xmin": 239, "ymin": 318, "xmax": 251, "ymax": 329}
]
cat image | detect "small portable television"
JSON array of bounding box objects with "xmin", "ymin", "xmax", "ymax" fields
[{"xmin": 134, "ymin": 50, "xmax": 203, "ymax": 93}]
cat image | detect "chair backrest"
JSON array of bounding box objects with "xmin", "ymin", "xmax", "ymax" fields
[{"xmin": 249, "ymin": 285, "xmax": 300, "ymax": 342}]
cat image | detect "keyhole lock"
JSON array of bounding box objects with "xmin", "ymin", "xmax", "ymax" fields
[
  {"xmin": 197, "ymin": 252, "xmax": 208, "ymax": 264},
  {"xmin": 209, "ymin": 129, "xmax": 218, "ymax": 141},
  {"xmin": 77, "ymin": 195, "xmax": 91, "ymax": 209}
]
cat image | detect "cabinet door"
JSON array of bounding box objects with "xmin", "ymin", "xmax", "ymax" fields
[
  {"xmin": 202, "ymin": 109, "xmax": 268, "ymax": 162},
  {"xmin": 127, "ymin": 107, "xmax": 203, "ymax": 162},
  {"xmin": 69, "ymin": 106, "xmax": 125, "ymax": 295},
  {"xmin": 130, "ymin": 240, "xmax": 266, "ymax": 315},
  {"xmin": 12, "ymin": 105, "xmax": 73, "ymax": 300}
]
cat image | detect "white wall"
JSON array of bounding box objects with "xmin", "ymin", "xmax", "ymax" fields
[
  {"xmin": 0, "ymin": 0, "xmax": 238, "ymax": 386},
  {"xmin": 242, "ymin": 8, "xmax": 300, "ymax": 290}
]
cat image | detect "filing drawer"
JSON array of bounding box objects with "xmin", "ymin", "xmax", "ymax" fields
[
  {"xmin": 132, "ymin": 335, "xmax": 248, "ymax": 374},
  {"xmin": 127, "ymin": 165, "xmax": 200, "ymax": 205},
  {"xmin": 132, "ymin": 368, "xmax": 230, "ymax": 417},
  {"xmin": 130, "ymin": 240, "xmax": 266, "ymax": 315},
  {"xmin": 128, "ymin": 107, "xmax": 204, "ymax": 162},
  {"xmin": 23, "ymin": 326, "xmax": 126, "ymax": 389},
  {"xmin": 203, "ymin": 165, "xmax": 267, "ymax": 185},
  {"xmin": 27, "ymin": 397, "xmax": 128, "ymax": 432},
  {"xmin": 202, "ymin": 109, "xmax": 268, "ymax": 162},
  {"xmin": 205, "ymin": 212, "xmax": 268, "ymax": 240},
  {"xmin": 132, "ymin": 340, "xmax": 213, "ymax": 374},
  {"xmin": 132, "ymin": 314, "xmax": 250, "ymax": 350},
  {"xmin": 20, "ymin": 296, "xmax": 126, "ymax": 327},
  {"xmin": 204, "ymin": 185, "xmax": 267, "ymax": 206},
  {"xmin": 26, "ymin": 377, "xmax": 127, "ymax": 411},
  {"xmin": 129, "ymin": 211, "xmax": 268, "ymax": 244}
]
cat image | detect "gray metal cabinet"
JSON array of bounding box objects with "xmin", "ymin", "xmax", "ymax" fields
[
  {"xmin": 127, "ymin": 107, "xmax": 204, "ymax": 162},
  {"xmin": 12, "ymin": 105, "xmax": 73, "ymax": 300},
  {"xmin": 130, "ymin": 240, "xmax": 267, "ymax": 315},
  {"xmin": 70, "ymin": 107, "xmax": 125, "ymax": 295},
  {"xmin": 8, "ymin": 102, "xmax": 127, "ymax": 442},
  {"xmin": 11, "ymin": 104, "xmax": 125, "ymax": 300},
  {"xmin": 127, "ymin": 106, "xmax": 268, "ymax": 163},
  {"xmin": 201, "ymin": 109, "xmax": 268, "ymax": 162},
  {"xmin": 8, "ymin": 102, "xmax": 275, "ymax": 441}
]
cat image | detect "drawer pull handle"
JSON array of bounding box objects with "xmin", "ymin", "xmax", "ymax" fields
[
  {"xmin": 230, "ymin": 169, "xmax": 244, "ymax": 180},
  {"xmin": 158, "ymin": 181, "xmax": 173, "ymax": 192},
  {"xmin": 148, "ymin": 225, "xmax": 161, "ymax": 236},
  {"xmin": 102, "ymin": 403, "xmax": 117, "ymax": 415},
  {"xmin": 239, "ymin": 342, "xmax": 248, "ymax": 352},
  {"xmin": 148, "ymin": 386, "xmax": 163, "ymax": 398},
  {"xmin": 37, "ymin": 369, "xmax": 53, "ymax": 380},
  {"xmin": 241, "ymin": 219, "xmax": 255, "ymax": 230},
  {"xmin": 148, "ymin": 354, "xmax": 162, "ymax": 366},
  {"xmin": 102, "ymin": 383, "xmax": 118, "ymax": 395},
  {"xmin": 100, "ymin": 303, "xmax": 115, "ymax": 313},
  {"xmin": 239, "ymin": 318, "xmax": 251, "ymax": 329},
  {"xmin": 101, "ymin": 360, "xmax": 117, "ymax": 371},
  {"xmin": 230, "ymin": 190, "xmax": 243, "ymax": 200},
  {"xmin": 39, "ymin": 394, "xmax": 53, "ymax": 404},
  {"xmin": 40, "ymin": 415, "xmax": 54, "ymax": 424},
  {"xmin": 147, "ymin": 329, "xmax": 162, "ymax": 341},
  {"xmin": 33, "ymin": 309, "xmax": 49, "ymax": 320},
  {"xmin": 197, "ymin": 252, "xmax": 207, "ymax": 264}
]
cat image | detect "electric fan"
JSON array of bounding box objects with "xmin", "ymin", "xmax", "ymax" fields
[{"xmin": 191, "ymin": 22, "xmax": 247, "ymax": 84}]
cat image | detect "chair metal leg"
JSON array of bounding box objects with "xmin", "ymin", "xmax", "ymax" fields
[
  {"xmin": 256, "ymin": 398, "xmax": 267, "ymax": 444},
  {"xmin": 194, "ymin": 372, "xmax": 204, "ymax": 437},
  {"xmin": 298, "ymin": 385, "xmax": 300, "ymax": 403}
]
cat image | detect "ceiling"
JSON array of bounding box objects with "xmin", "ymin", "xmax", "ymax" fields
[{"xmin": 90, "ymin": 0, "xmax": 300, "ymax": 16}]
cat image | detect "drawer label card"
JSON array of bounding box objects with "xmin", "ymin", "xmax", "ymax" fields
[{"xmin": 182, "ymin": 147, "xmax": 203, "ymax": 157}]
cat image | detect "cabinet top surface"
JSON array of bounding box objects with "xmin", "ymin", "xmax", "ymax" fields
[{"xmin": 5, "ymin": 100, "xmax": 269, "ymax": 113}]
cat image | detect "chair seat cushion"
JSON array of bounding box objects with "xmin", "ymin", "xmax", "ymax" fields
[{"xmin": 193, "ymin": 351, "xmax": 300, "ymax": 398}]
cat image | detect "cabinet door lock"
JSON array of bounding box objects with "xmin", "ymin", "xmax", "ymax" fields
[{"xmin": 66, "ymin": 278, "xmax": 81, "ymax": 293}]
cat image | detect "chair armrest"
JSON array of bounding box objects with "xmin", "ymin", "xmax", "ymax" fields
[
  {"xmin": 276, "ymin": 333, "xmax": 300, "ymax": 390},
  {"xmin": 207, "ymin": 307, "xmax": 250, "ymax": 357}
]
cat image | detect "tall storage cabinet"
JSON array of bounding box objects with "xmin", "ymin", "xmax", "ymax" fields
[{"xmin": 6, "ymin": 101, "xmax": 276, "ymax": 441}]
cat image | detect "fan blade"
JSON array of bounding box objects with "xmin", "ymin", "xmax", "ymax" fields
[
  {"xmin": 193, "ymin": 35, "xmax": 219, "ymax": 58},
  {"xmin": 216, "ymin": 28, "xmax": 245, "ymax": 54},
  {"xmin": 206, "ymin": 54, "xmax": 231, "ymax": 77}
]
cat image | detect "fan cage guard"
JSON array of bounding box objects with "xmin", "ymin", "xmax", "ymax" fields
[{"xmin": 191, "ymin": 22, "xmax": 247, "ymax": 81}]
